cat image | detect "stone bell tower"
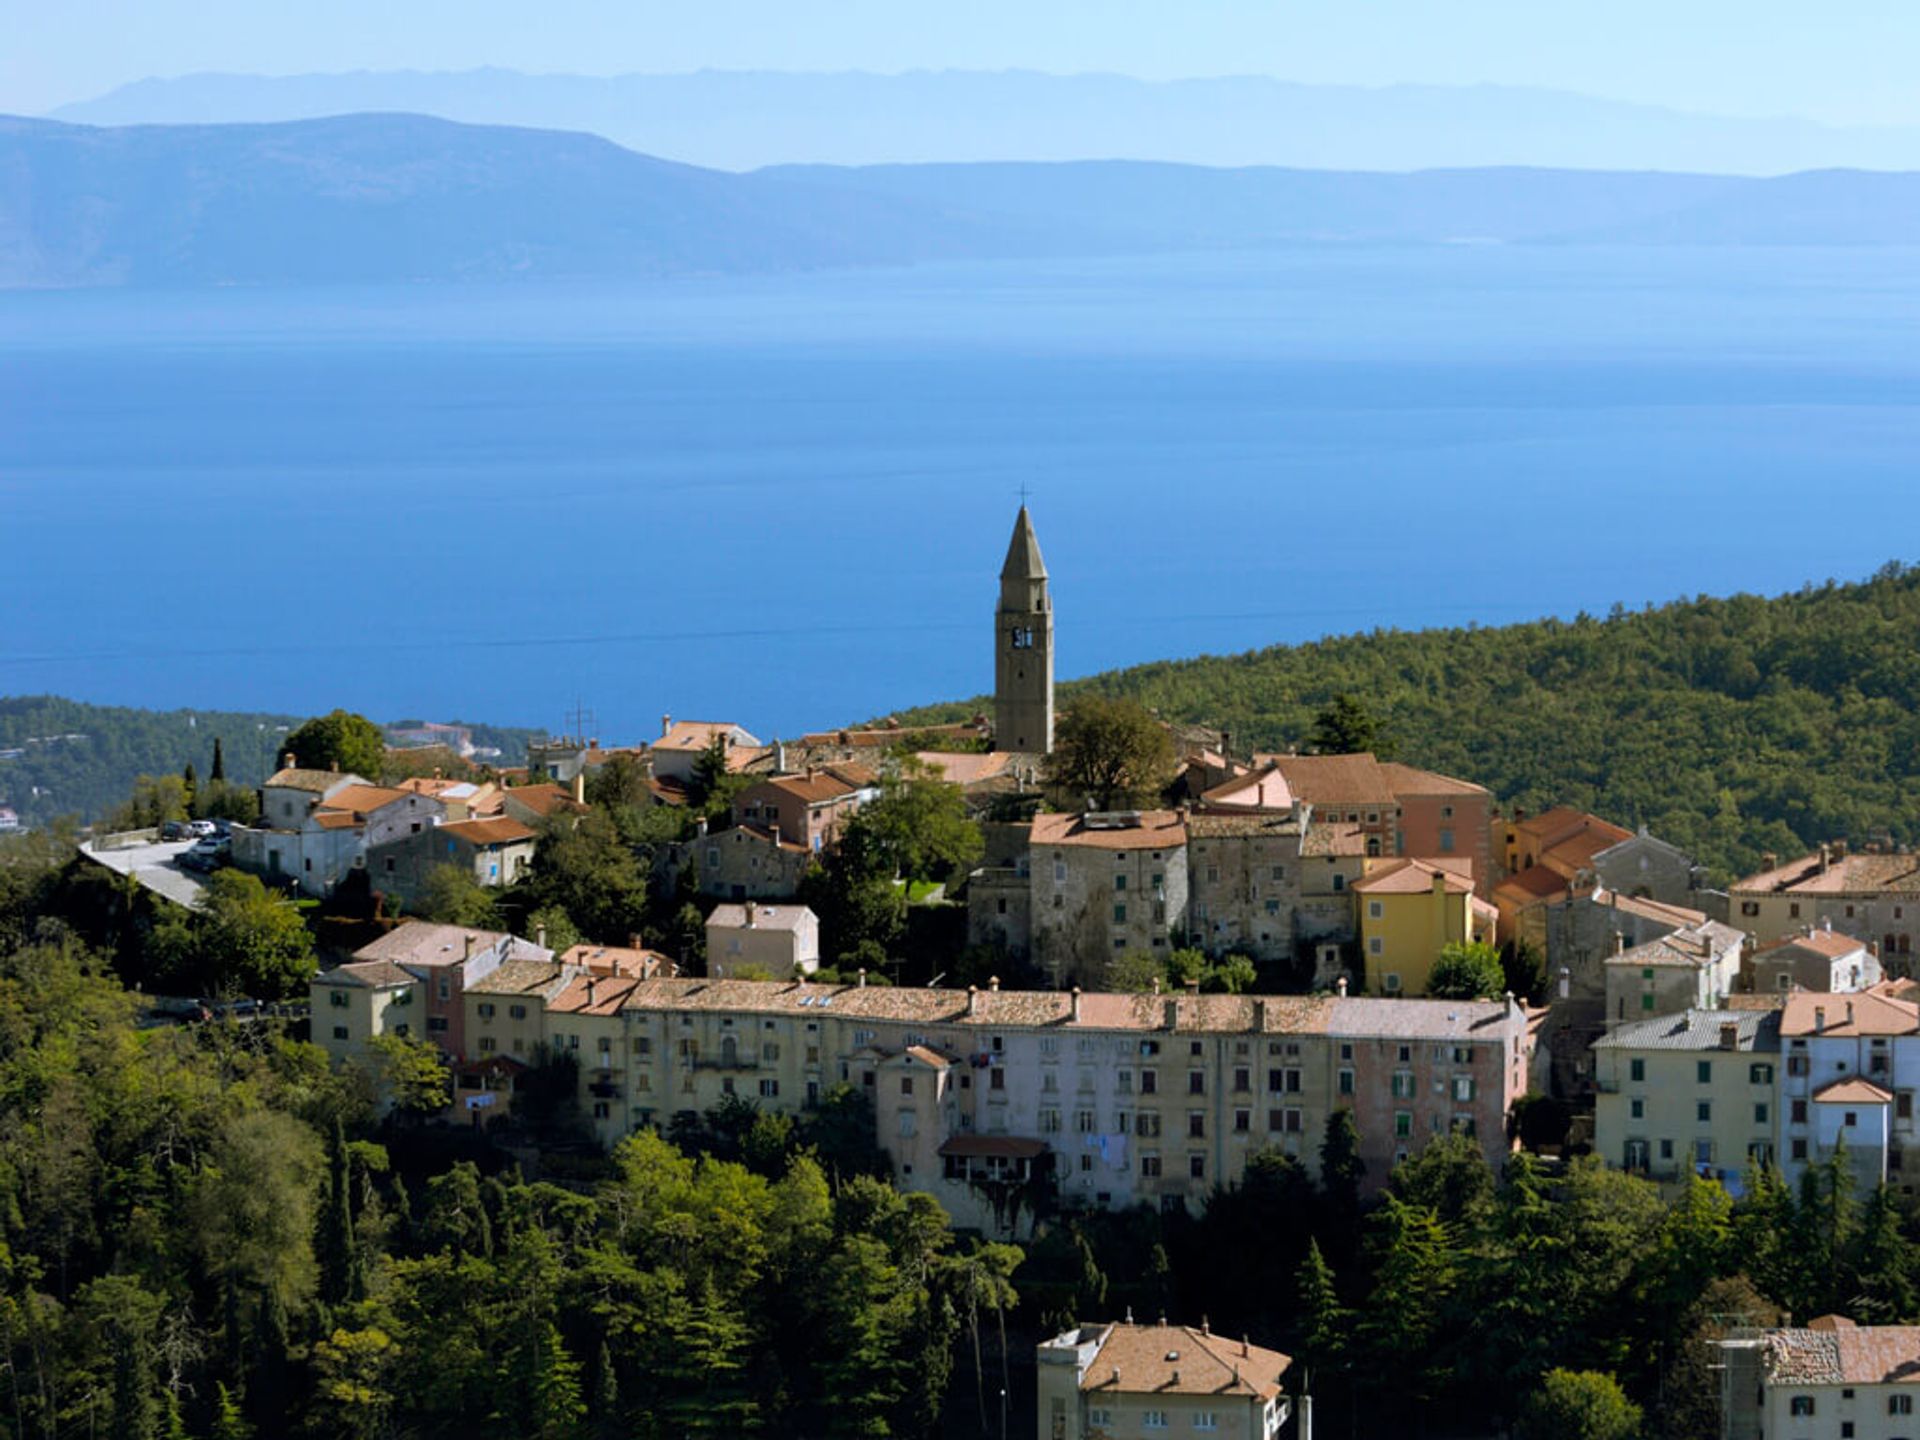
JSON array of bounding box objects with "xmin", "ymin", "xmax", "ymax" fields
[{"xmin": 993, "ymin": 505, "xmax": 1054, "ymax": 754}]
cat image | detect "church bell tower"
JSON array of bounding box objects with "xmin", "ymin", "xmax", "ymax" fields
[{"xmin": 993, "ymin": 505, "xmax": 1054, "ymax": 754}]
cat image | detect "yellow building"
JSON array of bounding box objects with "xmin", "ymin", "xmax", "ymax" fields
[
  {"xmin": 1353, "ymin": 858, "xmax": 1496, "ymax": 996},
  {"xmin": 314, "ymin": 958, "xmax": 420, "ymax": 1066},
  {"xmin": 1036, "ymin": 1322, "xmax": 1293, "ymax": 1440}
]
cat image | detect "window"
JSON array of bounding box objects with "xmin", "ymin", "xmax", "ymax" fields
[
  {"xmin": 1188, "ymin": 1112, "xmax": 1205, "ymax": 1139},
  {"xmin": 1630, "ymin": 1099, "xmax": 1644, "ymax": 1120},
  {"xmin": 1140, "ymin": 1154, "xmax": 1162, "ymax": 1178},
  {"xmin": 1392, "ymin": 1071, "xmax": 1415, "ymax": 1099},
  {"xmin": 990, "ymin": 1069, "xmax": 1005, "ymax": 1091},
  {"xmin": 1368, "ymin": 937, "xmax": 1384, "ymax": 957},
  {"xmin": 1395, "ymin": 1111, "xmax": 1412, "ymax": 1138},
  {"xmin": 1367, "ymin": 900, "xmax": 1384, "ymax": 920},
  {"xmin": 1749, "ymin": 1063, "xmax": 1773, "ymax": 1084},
  {"xmin": 1630, "ymin": 1058, "xmax": 1646, "ymax": 1083},
  {"xmin": 1438, "ymin": 827, "xmax": 1455, "ymax": 852},
  {"xmin": 1755, "ymin": 1102, "xmax": 1769, "ymax": 1124},
  {"xmin": 478, "ymin": 1036, "xmax": 496, "ymax": 1054},
  {"xmin": 1233, "ymin": 1067, "xmax": 1250, "ymax": 1093},
  {"xmin": 1189, "ymin": 1071, "xmax": 1206, "ymax": 1096},
  {"xmin": 1040, "ymin": 1109, "xmax": 1062, "ymax": 1133},
  {"xmin": 427, "ymin": 1016, "xmax": 449, "ymax": 1033},
  {"xmin": 1188, "ymin": 1153, "xmax": 1207, "ymax": 1181},
  {"xmin": 1234, "ymin": 1109, "xmax": 1251, "ymax": 1133},
  {"xmin": 1338, "ymin": 1069, "xmax": 1355, "ymax": 1096},
  {"xmin": 1696, "ymin": 1101, "xmax": 1712, "ymax": 1123},
  {"xmin": 1137, "ymin": 1112, "xmax": 1161, "ymax": 1138},
  {"xmin": 1740, "ymin": 900, "xmax": 1760, "ymax": 916},
  {"xmin": 1790, "ymin": 1396, "xmax": 1815, "ymax": 1417},
  {"xmin": 477, "ymin": 1002, "xmax": 496, "ymax": 1019},
  {"xmin": 1076, "ymin": 1109, "xmax": 1097, "ymax": 1133},
  {"xmin": 1452, "ymin": 1076, "xmax": 1475, "ymax": 1103},
  {"xmin": 1383, "ymin": 972, "xmax": 1402, "ymax": 994},
  {"xmin": 332, "ymin": 1025, "xmax": 349, "ymax": 1041},
  {"xmin": 1696, "ymin": 1060, "xmax": 1712, "ymax": 1083},
  {"xmin": 1141, "ymin": 1070, "xmax": 1158, "ymax": 1095},
  {"xmin": 510, "ymin": 1003, "xmax": 527, "ymax": 1020},
  {"xmin": 1788, "ymin": 1054, "xmax": 1810, "ymax": 1077},
  {"xmin": 1113, "ymin": 904, "xmax": 1127, "ymax": 924},
  {"xmin": 329, "ymin": 990, "xmax": 350, "ymax": 1008},
  {"xmin": 1194, "ymin": 1414, "xmax": 1218, "ymax": 1432},
  {"xmin": 1892, "ymin": 1393, "xmax": 1914, "ymax": 1415},
  {"xmin": 1115, "ymin": 874, "xmax": 1127, "ymax": 892}
]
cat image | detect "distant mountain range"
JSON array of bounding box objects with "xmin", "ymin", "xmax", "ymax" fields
[
  {"xmin": 49, "ymin": 68, "xmax": 1920, "ymax": 175},
  {"xmin": 7, "ymin": 112, "xmax": 1920, "ymax": 290}
]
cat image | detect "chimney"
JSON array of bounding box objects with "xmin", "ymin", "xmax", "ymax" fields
[
  {"xmin": 572, "ymin": 771, "xmax": 587, "ymax": 805},
  {"xmin": 587, "ymin": 978, "xmax": 598, "ymax": 1006},
  {"xmin": 1201, "ymin": 1316, "xmax": 1210, "ymax": 1335},
  {"xmin": 1820, "ymin": 843, "xmax": 1833, "ymax": 874},
  {"xmin": 696, "ymin": 815, "xmax": 709, "ymax": 838},
  {"xmin": 1151, "ymin": 976, "xmax": 1162, "ymax": 995},
  {"xmin": 1252, "ymin": 998, "xmax": 1267, "ymax": 1031},
  {"xmin": 1336, "ymin": 975, "xmax": 1348, "ymax": 998},
  {"xmin": 536, "ymin": 922, "xmax": 547, "ymax": 951},
  {"xmin": 989, "ymin": 975, "xmax": 1001, "ymax": 992},
  {"xmin": 1070, "ymin": 986, "xmax": 1083, "ymax": 1022},
  {"xmin": 1719, "ymin": 1022, "xmax": 1739, "ymax": 1050},
  {"xmin": 967, "ymin": 984, "xmax": 979, "ymax": 1016},
  {"xmin": 1184, "ymin": 976, "xmax": 1202, "ymax": 995},
  {"xmin": 1219, "ymin": 731, "xmax": 1232, "ymax": 766},
  {"xmin": 1558, "ymin": 966, "xmax": 1571, "ymax": 1000},
  {"xmin": 1824, "ymin": 916, "xmax": 1833, "ymax": 933},
  {"xmin": 661, "ymin": 713, "xmax": 673, "ymax": 738},
  {"xmin": 1763, "ymin": 852, "xmax": 1779, "ymax": 871},
  {"xmin": 745, "ymin": 905, "xmax": 756, "ymax": 928},
  {"xmin": 1815, "ymin": 1005, "xmax": 1827, "ymax": 1032},
  {"xmin": 858, "ymin": 968, "xmax": 867, "ymax": 988},
  {"xmin": 770, "ymin": 823, "xmax": 781, "ymax": 848},
  {"xmin": 1613, "ymin": 931, "xmax": 1628, "ymax": 957},
  {"xmin": 281, "ymin": 751, "xmax": 296, "ymax": 770},
  {"xmin": 774, "ymin": 739, "xmax": 787, "ymax": 773},
  {"xmin": 1163, "ymin": 998, "xmax": 1179, "ymax": 1031},
  {"xmin": 463, "ymin": 934, "xmax": 475, "ymax": 961},
  {"xmin": 1846, "ymin": 1000, "xmax": 1855, "ymax": 1026}
]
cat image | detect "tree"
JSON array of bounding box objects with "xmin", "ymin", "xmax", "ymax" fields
[
  {"xmin": 1308, "ymin": 693, "xmax": 1389, "ymax": 757},
  {"xmin": 284, "ymin": 709, "xmax": 385, "ymax": 779},
  {"xmin": 1318, "ymin": 1109, "xmax": 1365, "ymax": 1243},
  {"xmin": 317, "ymin": 1118, "xmax": 364, "ymax": 1307},
  {"xmin": 1355, "ymin": 1196, "xmax": 1457, "ymax": 1410},
  {"xmin": 171, "ymin": 868, "xmax": 317, "ymax": 998},
  {"xmin": 526, "ymin": 903, "xmax": 581, "ymax": 956},
  {"xmin": 1427, "ymin": 941, "xmax": 1505, "ymax": 999},
  {"xmin": 81, "ymin": 1275, "xmax": 164, "ymax": 1440},
  {"xmin": 210, "ymin": 736, "xmax": 227, "ymax": 783},
  {"xmin": 365, "ymin": 1032, "xmax": 453, "ymax": 1121},
  {"xmin": 525, "ymin": 809, "xmax": 648, "ymax": 944},
  {"xmin": 1045, "ymin": 696, "xmax": 1176, "ymax": 811},
  {"xmin": 689, "ymin": 736, "xmax": 752, "ymax": 820},
  {"xmin": 416, "ymin": 863, "xmax": 503, "ymax": 928},
  {"xmin": 847, "ymin": 771, "xmax": 984, "ymax": 884},
  {"xmin": 309, "ymin": 1327, "xmax": 398, "ymax": 1440},
  {"xmin": 1515, "ymin": 1369, "xmax": 1643, "ymax": 1440},
  {"xmin": 189, "ymin": 1110, "xmax": 323, "ymax": 1312},
  {"xmin": 1294, "ymin": 1238, "xmax": 1348, "ymax": 1384},
  {"xmin": 1105, "ymin": 950, "xmax": 1166, "ymax": 993}
]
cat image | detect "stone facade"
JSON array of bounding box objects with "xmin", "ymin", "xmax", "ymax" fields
[
  {"xmin": 1027, "ymin": 812, "xmax": 1190, "ymax": 987},
  {"xmin": 993, "ymin": 506, "xmax": 1055, "ymax": 756}
]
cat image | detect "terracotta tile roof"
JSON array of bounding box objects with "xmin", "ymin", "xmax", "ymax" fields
[
  {"xmin": 1734, "ymin": 850, "xmax": 1920, "ymax": 897},
  {"xmin": 557, "ymin": 944, "xmax": 669, "ymax": 979},
  {"xmin": 649, "ymin": 776, "xmax": 690, "ymax": 806},
  {"xmin": 1199, "ymin": 766, "xmax": 1295, "ymax": 812},
  {"xmin": 1353, "ymin": 857, "xmax": 1475, "ymax": 896},
  {"xmin": 503, "ymin": 783, "xmax": 586, "ymax": 818},
  {"xmin": 397, "ymin": 777, "xmax": 480, "ymax": 799},
  {"xmin": 1267, "ymin": 753, "xmax": 1396, "ymax": 806},
  {"xmin": 797, "ymin": 721, "xmax": 990, "ymax": 749},
  {"xmin": 910, "ymin": 751, "xmax": 1016, "ymax": 786},
  {"xmin": 264, "ymin": 767, "xmax": 361, "ymax": 792},
  {"xmin": 1588, "ymin": 889, "xmax": 1709, "ymax": 928},
  {"xmin": 656, "ymin": 721, "xmax": 761, "ymax": 753},
  {"xmin": 549, "ymin": 973, "xmax": 643, "ymax": 1016},
  {"xmin": 1030, "ymin": 811, "xmax": 1188, "ymax": 852},
  {"xmin": 1081, "ymin": 1324, "xmax": 1292, "ymax": 1401},
  {"xmin": 319, "ymin": 958, "xmax": 415, "ymax": 989},
  {"xmin": 714, "ymin": 822, "xmax": 809, "ymax": 855},
  {"xmin": 316, "ymin": 784, "xmax": 414, "ymax": 816},
  {"xmin": 1814, "ymin": 1077, "xmax": 1894, "ymax": 1105},
  {"xmin": 313, "ymin": 811, "xmax": 363, "ymax": 831},
  {"xmin": 749, "ymin": 768, "xmax": 876, "ymax": 805},
  {"xmin": 1300, "ymin": 822, "xmax": 1367, "ymax": 857},
  {"xmin": 466, "ymin": 960, "xmax": 572, "ymax": 996},
  {"xmin": 1378, "ymin": 762, "xmax": 1490, "ymax": 798},
  {"xmin": 903, "ymin": 1044, "xmax": 956, "ymax": 1068},
  {"xmin": 706, "ymin": 903, "xmax": 816, "ymax": 932},
  {"xmin": 1759, "ymin": 929, "xmax": 1873, "ymax": 960},
  {"xmin": 1494, "ymin": 865, "xmax": 1571, "ymax": 903},
  {"xmin": 1768, "ymin": 1321, "xmax": 1920, "ymax": 1386},
  {"xmin": 1781, "ymin": 989, "xmax": 1920, "ymax": 1038},
  {"xmin": 441, "ymin": 817, "xmax": 537, "ymax": 847},
  {"xmin": 602, "ymin": 979, "xmax": 1518, "ymax": 1042},
  {"xmin": 353, "ymin": 921, "xmax": 550, "ymax": 969},
  {"xmin": 1187, "ymin": 811, "xmax": 1306, "ymax": 841}
]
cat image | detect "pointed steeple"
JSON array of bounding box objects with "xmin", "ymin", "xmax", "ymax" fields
[{"xmin": 1001, "ymin": 505, "xmax": 1048, "ymax": 581}]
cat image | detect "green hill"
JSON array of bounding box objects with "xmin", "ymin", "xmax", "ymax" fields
[
  {"xmin": 902, "ymin": 562, "xmax": 1920, "ymax": 882},
  {"xmin": 0, "ymin": 697, "xmax": 540, "ymax": 829}
]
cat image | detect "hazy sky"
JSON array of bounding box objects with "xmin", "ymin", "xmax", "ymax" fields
[{"xmin": 10, "ymin": 0, "xmax": 1920, "ymax": 125}]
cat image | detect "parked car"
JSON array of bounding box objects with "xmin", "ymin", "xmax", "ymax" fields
[
  {"xmin": 188, "ymin": 819, "xmax": 217, "ymax": 837},
  {"xmin": 161, "ymin": 820, "xmax": 193, "ymax": 841},
  {"xmin": 179, "ymin": 837, "xmax": 229, "ymax": 871}
]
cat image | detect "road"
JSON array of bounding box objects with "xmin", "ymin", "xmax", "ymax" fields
[{"xmin": 79, "ymin": 835, "xmax": 211, "ymax": 909}]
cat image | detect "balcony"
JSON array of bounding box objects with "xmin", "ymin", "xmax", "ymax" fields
[{"xmin": 690, "ymin": 1056, "xmax": 760, "ymax": 1072}]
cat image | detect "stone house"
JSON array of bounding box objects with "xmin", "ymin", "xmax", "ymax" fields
[
  {"xmin": 650, "ymin": 718, "xmax": 764, "ymax": 786},
  {"xmin": 370, "ymin": 816, "xmax": 537, "ymax": 905},
  {"xmin": 1380, "ymin": 760, "xmax": 1494, "ymax": 892},
  {"xmin": 1716, "ymin": 1317, "xmax": 1920, "ymax": 1440},
  {"xmin": 1027, "ymin": 811, "xmax": 1190, "ymax": 987},
  {"xmin": 1186, "ymin": 809, "xmax": 1365, "ymax": 967},
  {"xmin": 1751, "ymin": 926, "xmax": 1882, "ymax": 995},
  {"xmin": 1603, "ymin": 918, "xmax": 1746, "ymax": 1026},
  {"xmin": 1592, "ymin": 1008, "xmax": 1781, "ymax": 1192},
  {"xmin": 705, "ymin": 903, "xmax": 821, "ymax": 978},
  {"xmin": 1036, "ymin": 1322, "xmax": 1293, "ymax": 1440},
  {"xmin": 233, "ymin": 772, "xmax": 446, "ymax": 898},
  {"xmin": 1730, "ymin": 844, "xmax": 1920, "ymax": 957},
  {"xmin": 1264, "ymin": 752, "xmax": 1402, "ymax": 858},
  {"xmin": 730, "ymin": 763, "xmax": 879, "ymax": 854}
]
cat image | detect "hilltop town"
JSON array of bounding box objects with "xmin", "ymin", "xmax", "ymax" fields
[{"xmin": 9, "ymin": 507, "xmax": 1919, "ymax": 1439}]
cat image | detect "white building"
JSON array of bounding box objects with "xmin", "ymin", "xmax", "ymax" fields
[
  {"xmin": 1778, "ymin": 988, "xmax": 1920, "ymax": 1195},
  {"xmin": 705, "ymin": 903, "xmax": 820, "ymax": 978},
  {"xmin": 1720, "ymin": 1315, "xmax": 1920, "ymax": 1440},
  {"xmin": 1037, "ymin": 1322, "xmax": 1294, "ymax": 1440}
]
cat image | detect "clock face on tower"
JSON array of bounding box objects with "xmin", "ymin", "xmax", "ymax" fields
[{"xmin": 1009, "ymin": 627, "xmax": 1034, "ymax": 650}]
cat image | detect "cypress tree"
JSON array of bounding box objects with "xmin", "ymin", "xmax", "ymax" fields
[
  {"xmin": 110, "ymin": 1321, "xmax": 158, "ymax": 1440},
  {"xmin": 317, "ymin": 1118, "xmax": 356, "ymax": 1306},
  {"xmin": 210, "ymin": 1384, "xmax": 252, "ymax": 1440},
  {"xmin": 210, "ymin": 737, "xmax": 226, "ymax": 783},
  {"xmin": 182, "ymin": 762, "xmax": 198, "ymax": 801},
  {"xmin": 592, "ymin": 1340, "xmax": 619, "ymax": 1438}
]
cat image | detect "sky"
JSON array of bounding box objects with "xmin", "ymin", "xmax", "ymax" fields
[{"xmin": 9, "ymin": 0, "xmax": 1920, "ymax": 125}]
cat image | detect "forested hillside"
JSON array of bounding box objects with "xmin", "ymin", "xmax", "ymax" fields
[
  {"xmin": 906, "ymin": 563, "xmax": 1920, "ymax": 881},
  {"xmin": 0, "ymin": 697, "xmax": 538, "ymax": 828}
]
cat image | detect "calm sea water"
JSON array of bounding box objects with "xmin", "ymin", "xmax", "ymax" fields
[{"xmin": 2, "ymin": 246, "xmax": 1918, "ymax": 740}]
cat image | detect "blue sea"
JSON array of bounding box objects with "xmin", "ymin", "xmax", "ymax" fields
[{"xmin": 2, "ymin": 246, "xmax": 1918, "ymax": 740}]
